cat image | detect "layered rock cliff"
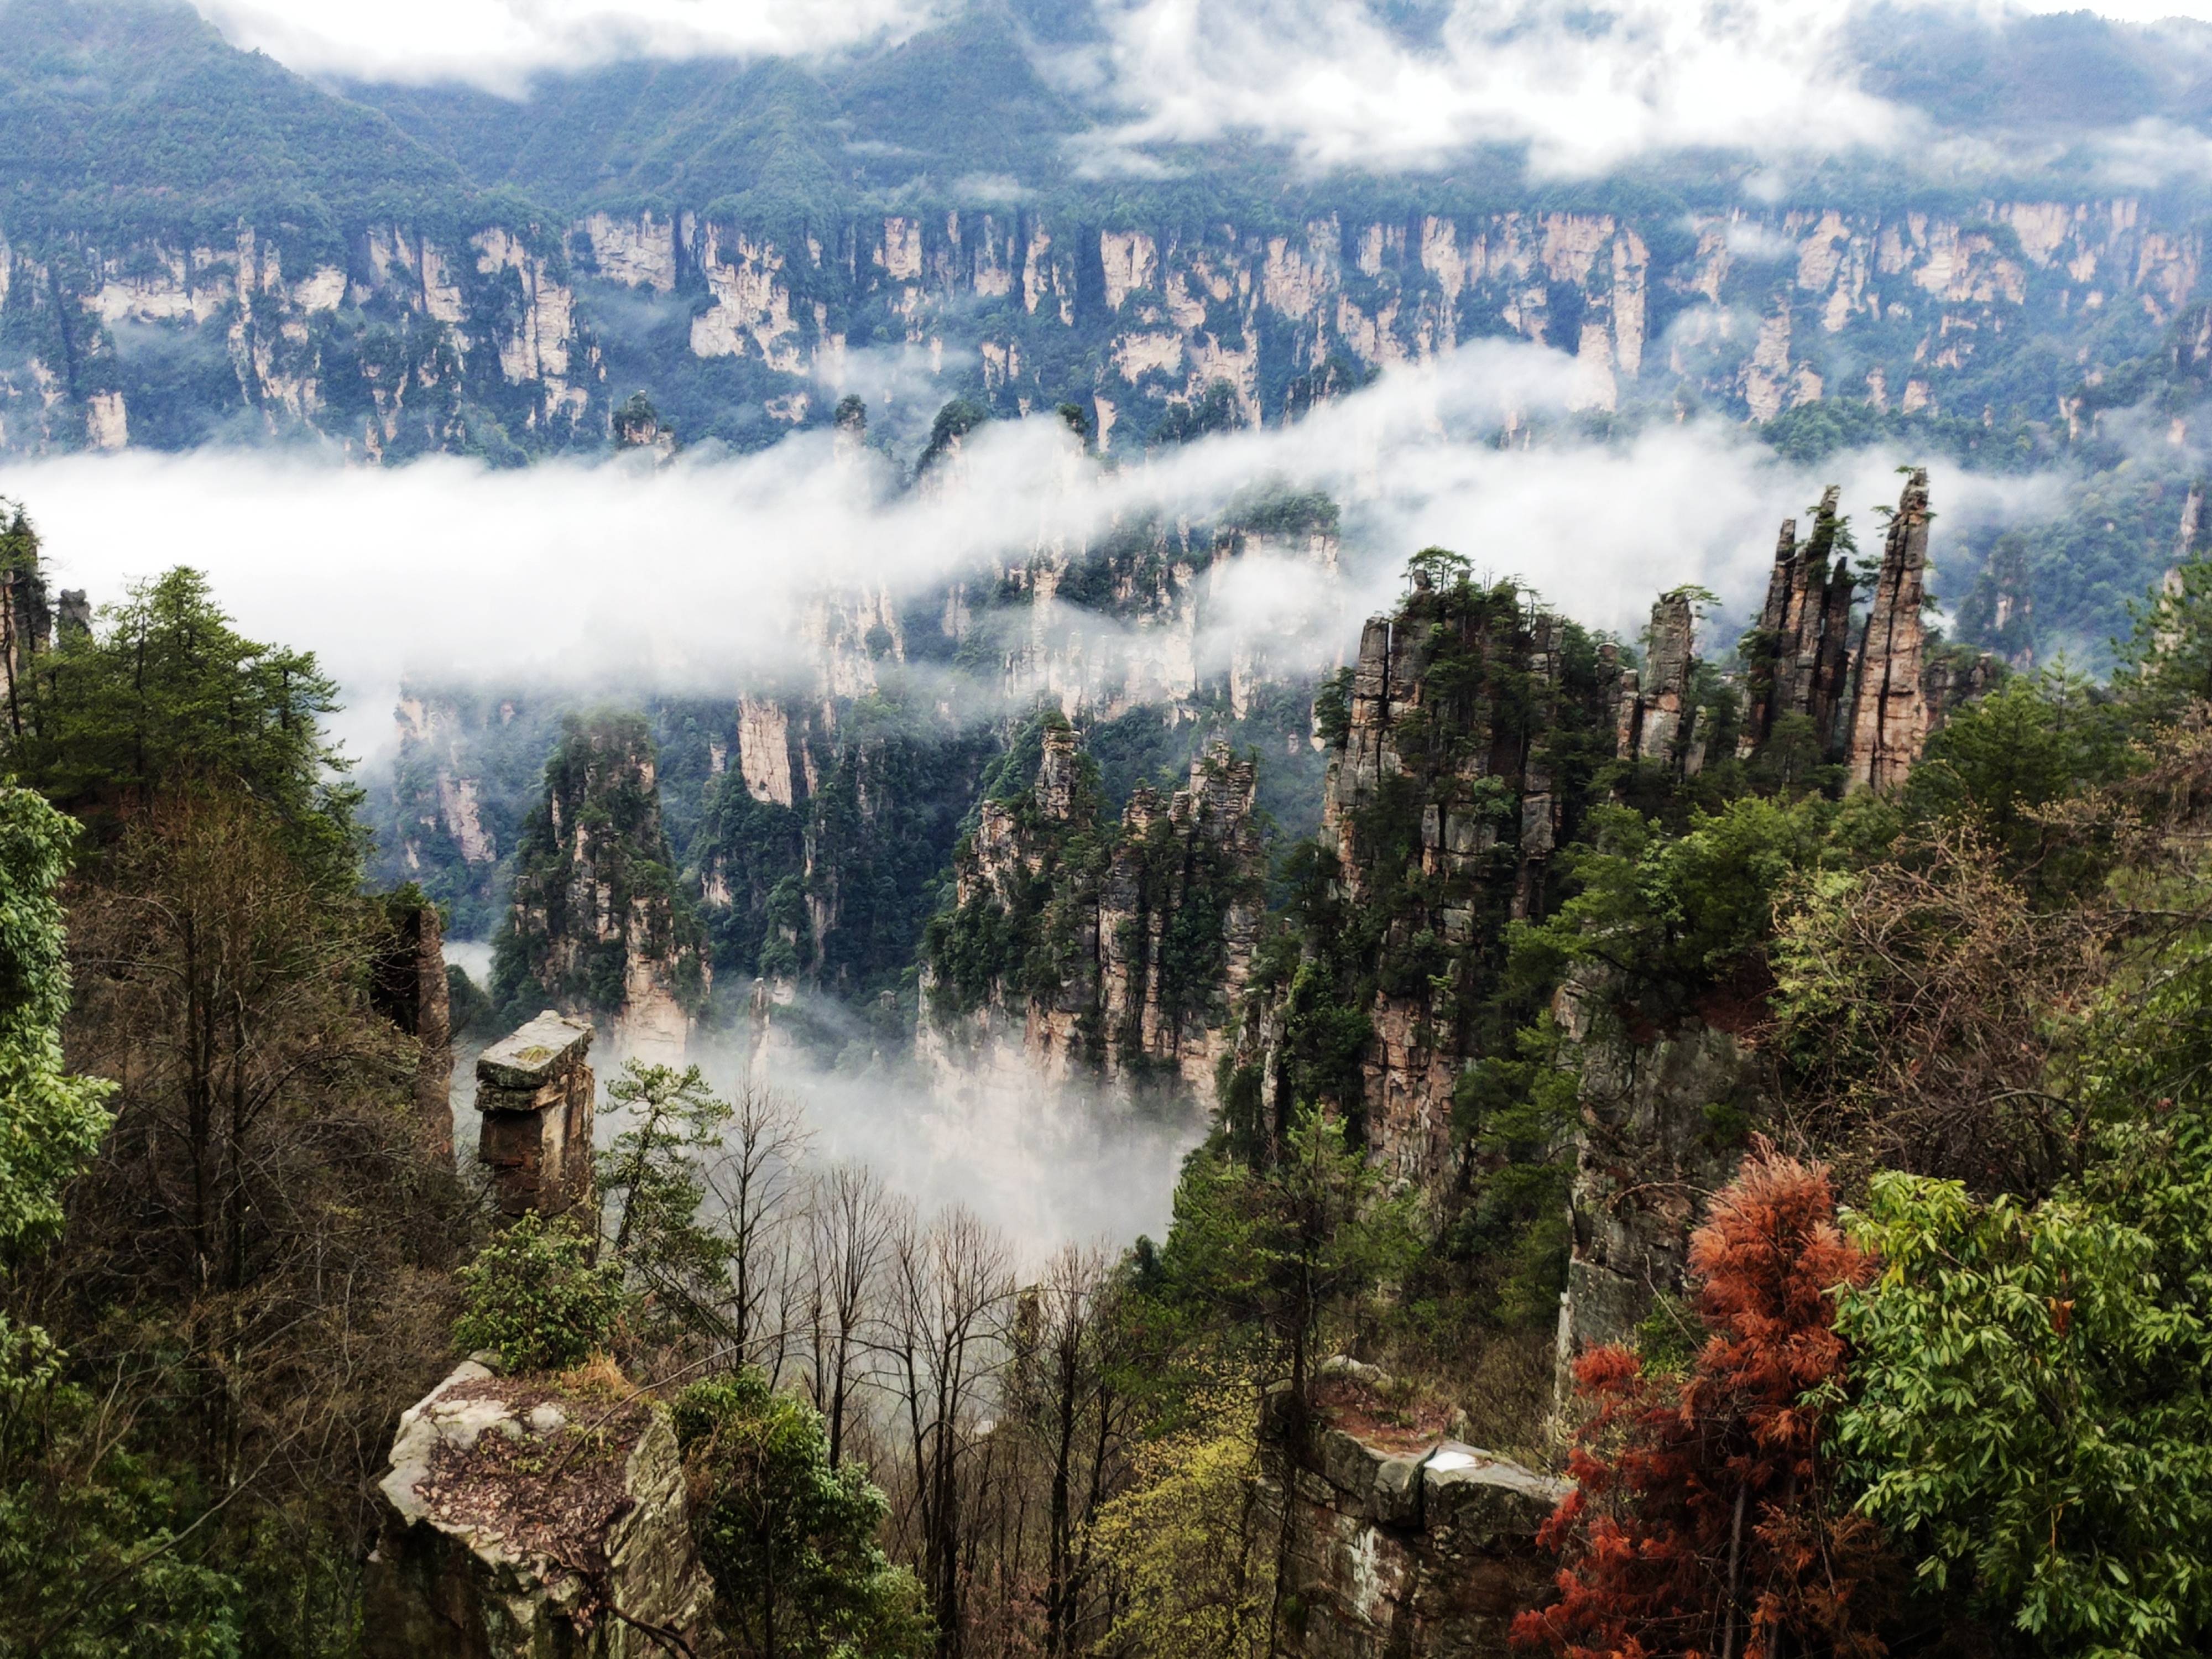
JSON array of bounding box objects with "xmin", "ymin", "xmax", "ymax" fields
[
  {"xmin": 915, "ymin": 717, "xmax": 1267, "ymax": 1105},
  {"xmin": 495, "ymin": 712, "xmax": 708, "ymax": 1060},
  {"xmin": 5, "ymin": 196, "xmax": 2199, "ymax": 458}
]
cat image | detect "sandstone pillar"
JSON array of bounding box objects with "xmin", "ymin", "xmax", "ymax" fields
[
  {"xmin": 1621, "ymin": 590, "xmax": 1693, "ymax": 765},
  {"xmin": 475, "ymin": 1013, "xmax": 596, "ymax": 1219},
  {"xmin": 1845, "ymin": 469, "xmax": 1933, "ymax": 794}
]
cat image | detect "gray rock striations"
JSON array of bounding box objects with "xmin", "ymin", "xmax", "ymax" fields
[
  {"xmin": 497, "ymin": 712, "xmax": 709, "ymax": 1060},
  {"xmin": 1846, "ymin": 468, "xmax": 1937, "ymax": 794},
  {"xmin": 916, "ymin": 718, "xmax": 1266, "ymax": 1105}
]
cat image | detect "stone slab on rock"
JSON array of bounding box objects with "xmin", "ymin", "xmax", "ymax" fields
[
  {"xmin": 478, "ymin": 1013, "xmax": 593, "ymax": 1092},
  {"xmin": 363, "ymin": 1358, "xmax": 716, "ymax": 1658},
  {"xmin": 476, "ymin": 1016, "xmax": 597, "ymax": 1219}
]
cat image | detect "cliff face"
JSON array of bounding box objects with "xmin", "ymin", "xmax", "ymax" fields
[
  {"xmin": 370, "ymin": 897, "xmax": 457, "ymax": 1157},
  {"xmin": 1258, "ymin": 1385, "xmax": 1565, "ymax": 1659},
  {"xmin": 497, "ymin": 712, "xmax": 708, "ymax": 1060},
  {"xmin": 385, "ymin": 692, "xmax": 563, "ymax": 938},
  {"xmin": 1847, "ymin": 468, "xmax": 1937, "ymax": 794},
  {"xmin": 4, "ymin": 197, "xmax": 2198, "ymax": 457},
  {"xmin": 1234, "ymin": 573, "xmax": 1615, "ymax": 1179},
  {"xmin": 916, "ymin": 721, "xmax": 1266, "ymax": 1105},
  {"xmin": 379, "ymin": 467, "xmax": 1333, "ymax": 1046}
]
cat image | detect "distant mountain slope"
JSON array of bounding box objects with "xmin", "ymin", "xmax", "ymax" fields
[
  {"xmin": 349, "ymin": 5, "xmax": 1087, "ymax": 221},
  {"xmin": 0, "ymin": 0, "xmax": 467, "ymax": 247}
]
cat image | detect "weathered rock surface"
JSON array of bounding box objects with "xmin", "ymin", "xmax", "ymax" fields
[
  {"xmin": 1259, "ymin": 1389, "xmax": 1564, "ymax": 1659},
  {"xmin": 1846, "ymin": 469, "xmax": 1936, "ymax": 794},
  {"xmin": 363, "ymin": 1359, "xmax": 715, "ymax": 1658},
  {"xmin": 476, "ymin": 1014, "xmax": 596, "ymax": 1220},
  {"xmin": 503, "ymin": 712, "xmax": 708, "ymax": 1060},
  {"xmin": 917, "ymin": 725, "xmax": 1265, "ymax": 1107},
  {"xmin": 1618, "ymin": 589, "xmax": 1695, "ymax": 765},
  {"xmin": 372, "ymin": 899, "xmax": 457, "ymax": 1157},
  {"xmin": 1547, "ymin": 975, "xmax": 1762, "ymax": 1401}
]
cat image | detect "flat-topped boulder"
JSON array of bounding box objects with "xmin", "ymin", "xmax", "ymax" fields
[
  {"xmin": 478, "ymin": 1013, "xmax": 593, "ymax": 1092},
  {"xmin": 476, "ymin": 1015, "xmax": 596, "ymax": 1219},
  {"xmin": 1260, "ymin": 1383, "xmax": 1566, "ymax": 1659}
]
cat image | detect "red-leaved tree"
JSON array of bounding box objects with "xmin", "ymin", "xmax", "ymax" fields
[{"xmin": 1513, "ymin": 1144, "xmax": 1890, "ymax": 1659}]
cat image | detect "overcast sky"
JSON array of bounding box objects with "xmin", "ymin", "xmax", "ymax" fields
[{"xmin": 185, "ymin": 0, "xmax": 2212, "ymax": 178}]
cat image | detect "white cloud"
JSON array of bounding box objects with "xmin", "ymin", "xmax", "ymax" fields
[
  {"xmin": 1072, "ymin": 0, "xmax": 1913, "ymax": 177},
  {"xmin": 184, "ymin": 0, "xmax": 2212, "ymax": 174},
  {"xmin": 2, "ymin": 336, "xmax": 2061, "ymax": 769},
  {"xmin": 191, "ymin": 0, "xmax": 949, "ymax": 92}
]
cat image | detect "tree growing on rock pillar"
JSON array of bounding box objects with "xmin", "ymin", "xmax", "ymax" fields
[{"xmin": 1514, "ymin": 1144, "xmax": 1890, "ymax": 1659}]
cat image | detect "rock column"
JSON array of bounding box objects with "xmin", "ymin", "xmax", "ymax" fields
[
  {"xmin": 371, "ymin": 901, "xmax": 455, "ymax": 1156},
  {"xmin": 1739, "ymin": 486, "xmax": 1855, "ymax": 759},
  {"xmin": 1618, "ymin": 590, "xmax": 1694, "ymax": 764},
  {"xmin": 1846, "ymin": 469, "xmax": 1933, "ymax": 794},
  {"xmin": 475, "ymin": 1012, "xmax": 596, "ymax": 1220}
]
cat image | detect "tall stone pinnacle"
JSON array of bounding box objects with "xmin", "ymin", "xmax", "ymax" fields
[{"xmin": 1846, "ymin": 469, "xmax": 1934, "ymax": 794}]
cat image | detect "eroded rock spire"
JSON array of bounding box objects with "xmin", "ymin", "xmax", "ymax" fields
[{"xmin": 1846, "ymin": 468, "xmax": 1934, "ymax": 794}]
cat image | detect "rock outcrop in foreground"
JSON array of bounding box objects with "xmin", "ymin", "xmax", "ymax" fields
[
  {"xmin": 363, "ymin": 1357, "xmax": 715, "ymax": 1658},
  {"xmin": 1260, "ymin": 1382, "xmax": 1564, "ymax": 1659}
]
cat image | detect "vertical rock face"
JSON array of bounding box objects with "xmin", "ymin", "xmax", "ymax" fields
[
  {"xmin": 1547, "ymin": 977, "xmax": 1762, "ymax": 1400},
  {"xmin": 500, "ymin": 713, "xmax": 708, "ymax": 1059},
  {"xmin": 1738, "ymin": 486, "xmax": 1857, "ymax": 759},
  {"xmin": 362, "ymin": 1357, "xmax": 715, "ymax": 1658},
  {"xmin": 383, "ymin": 689, "xmax": 564, "ymax": 938},
  {"xmin": 1846, "ymin": 469, "xmax": 1935, "ymax": 794},
  {"xmin": 474, "ymin": 1013, "xmax": 596, "ymax": 1220},
  {"xmin": 917, "ymin": 721, "xmax": 1265, "ymax": 1104},
  {"xmin": 1618, "ymin": 589, "xmax": 1695, "ymax": 765},
  {"xmin": 372, "ymin": 900, "xmax": 457, "ymax": 1157},
  {"xmin": 0, "ymin": 508, "xmax": 54, "ymax": 731},
  {"xmin": 1258, "ymin": 1388, "xmax": 1564, "ymax": 1659},
  {"xmin": 1270, "ymin": 575, "xmax": 1611, "ymax": 1181}
]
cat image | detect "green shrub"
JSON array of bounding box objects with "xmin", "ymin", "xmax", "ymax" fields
[{"xmin": 453, "ymin": 1213, "xmax": 627, "ymax": 1372}]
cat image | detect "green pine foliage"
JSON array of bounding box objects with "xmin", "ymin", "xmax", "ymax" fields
[
  {"xmin": 674, "ymin": 1369, "xmax": 930, "ymax": 1659},
  {"xmin": 8, "ymin": 566, "xmax": 363, "ymax": 890}
]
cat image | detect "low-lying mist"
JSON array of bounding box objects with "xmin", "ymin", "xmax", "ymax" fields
[{"xmin": 2, "ymin": 336, "xmax": 2070, "ymax": 767}]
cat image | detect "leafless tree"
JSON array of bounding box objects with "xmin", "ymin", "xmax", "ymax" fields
[
  {"xmin": 878, "ymin": 1205, "xmax": 1016, "ymax": 1659},
  {"xmin": 1014, "ymin": 1244, "xmax": 1137, "ymax": 1658},
  {"xmin": 698, "ymin": 1082, "xmax": 811, "ymax": 1366},
  {"xmin": 802, "ymin": 1162, "xmax": 895, "ymax": 1466}
]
